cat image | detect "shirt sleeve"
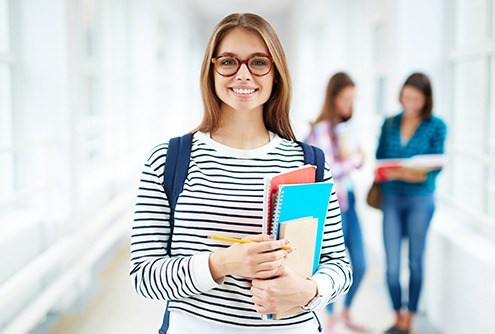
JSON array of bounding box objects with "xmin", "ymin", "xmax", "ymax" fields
[
  {"xmin": 430, "ymin": 118, "xmax": 447, "ymax": 154},
  {"xmin": 427, "ymin": 118, "xmax": 448, "ymax": 177},
  {"xmin": 308, "ymin": 161, "xmax": 353, "ymax": 310},
  {"xmin": 130, "ymin": 144, "xmax": 221, "ymax": 300}
]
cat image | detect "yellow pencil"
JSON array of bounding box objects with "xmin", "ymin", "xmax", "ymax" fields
[{"xmin": 208, "ymin": 235, "xmax": 292, "ymax": 251}]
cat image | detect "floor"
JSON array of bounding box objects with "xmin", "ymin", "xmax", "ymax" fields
[{"xmin": 47, "ymin": 239, "xmax": 440, "ymax": 334}]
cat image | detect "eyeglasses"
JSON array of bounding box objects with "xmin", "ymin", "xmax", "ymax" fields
[{"xmin": 211, "ymin": 55, "xmax": 273, "ymax": 77}]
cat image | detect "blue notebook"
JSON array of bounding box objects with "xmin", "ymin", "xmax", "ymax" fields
[{"xmin": 271, "ymin": 182, "xmax": 333, "ymax": 273}]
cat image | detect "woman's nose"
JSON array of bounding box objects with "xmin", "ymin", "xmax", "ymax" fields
[{"xmin": 235, "ymin": 63, "xmax": 252, "ymax": 80}]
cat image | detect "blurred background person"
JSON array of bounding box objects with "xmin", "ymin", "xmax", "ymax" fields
[
  {"xmin": 306, "ymin": 72, "xmax": 368, "ymax": 333},
  {"xmin": 375, "ymin": 73, "xmax": 447, "ymax": 334}
]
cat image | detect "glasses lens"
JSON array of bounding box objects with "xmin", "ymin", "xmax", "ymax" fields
[
  {"xmin": 248, "ymin": 56, "xmax": 272, "ymax": 76},
  {"xmin": 215, "ymin": 56, "xmax": 239, "ymax": 76}
]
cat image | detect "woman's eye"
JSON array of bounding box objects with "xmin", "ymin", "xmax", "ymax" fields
[
  {"xmin": 251, "ymin": 59, "xmax": 267, "ymax": 66},
  {"xmin": 220, "ymin": 58, "xmax": 238, "ymax": 66}
]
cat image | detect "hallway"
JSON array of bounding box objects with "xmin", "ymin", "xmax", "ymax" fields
[{"xmin": 2, "ymin": 1, "xmax": 495, "ymax": 333}]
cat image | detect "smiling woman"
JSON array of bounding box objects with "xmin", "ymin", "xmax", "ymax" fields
[{"xmin": 130, "ymin": 13, "xmax": 352, "ymax": 334}]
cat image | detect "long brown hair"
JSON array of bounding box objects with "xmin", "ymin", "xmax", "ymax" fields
[
  {"xmin": 312, "ymin": 72, "xmax": 355, "ymax": 126},
  {"xmin": 399, "ymin": 72, "xmax": 433, "ymax": 119},
  {"xmin": 193, "ymin": 13, "xmax": 295, "ymax": 141}
]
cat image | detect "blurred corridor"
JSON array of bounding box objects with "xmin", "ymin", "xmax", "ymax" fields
[{"xmin": 1, "ymin": 0, "xmax": 495, "ymax": 333}]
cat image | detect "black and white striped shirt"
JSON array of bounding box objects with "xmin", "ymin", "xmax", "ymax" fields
[{"xmin": 131, "ymin": 132, "xmax": 352, "ymax": 329}]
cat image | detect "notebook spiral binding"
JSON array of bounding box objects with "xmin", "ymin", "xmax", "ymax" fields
[{"xmin": 270, "ymin": 189, "xmax": 284, "ymax": 238}]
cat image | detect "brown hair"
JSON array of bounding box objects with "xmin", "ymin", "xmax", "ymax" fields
[
  {"xmin": 399, "ymin": 72, "xmax": 433, "ymax": 119},
  {"xmin": 192, "ymin": 13, "xmax": 296, "ymax": 141},
  {"xmin": 312, "ymin": 72, "xmax": 355, "ymax": 126}
]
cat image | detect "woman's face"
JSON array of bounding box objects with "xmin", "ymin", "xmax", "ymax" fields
[
  {"xmin": 213, "ymin": 28, "xmax": 275, "ymax": 114},
  {"xmin": 334, "ymin": 86, "xmax": 355, "ymax": 121},
  {"xmin": 401, "ymin": 85, "xmax": 426, "ymax": 117}
]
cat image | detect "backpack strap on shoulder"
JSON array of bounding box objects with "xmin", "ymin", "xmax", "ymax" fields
[
  {"xmin": 163, "ymin": 133, "xmax": 193, "ymax": 255},
  {"xmin": 297, "ymin": 141, "xmax": 325, "ymax": 182},
  {"xmin": 160, "ymin": 133, "xmax": 193, "ymax": 334}
]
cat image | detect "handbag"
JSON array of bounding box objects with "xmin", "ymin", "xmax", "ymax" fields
[{"xmin": 366, "ymin": 182, "xmax": 382, "ymax": 210}]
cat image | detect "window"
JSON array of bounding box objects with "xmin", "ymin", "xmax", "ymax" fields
[
  {"xmin": 455, "ymin": 0, "xmax": 487, "ymax": 47},
  {"xmin": 0, "ymin": 0, "xmax": 9, "ymax": 53},
  {"xmin": 447, "ymin": 0, "xmax": 495, "ymax": 230},
  {"xmin": 74, "ymin": 0, "xmax": 132, "ymax": 212},
  {"xmin": 0, "ymin": 65, "xmax": 14, "ymax": 205},
  {"xmin": 452, "ymin": 60, "xmax": 485, "ymax": 154},
  {"xmin": 0, "ymin": 0, "xmax": 15, "ymax": 210}
]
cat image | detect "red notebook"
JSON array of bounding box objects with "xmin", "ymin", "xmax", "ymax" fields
[{"xmin": 262, "ymin": 165, "xmax": 316, "ymax": 235}]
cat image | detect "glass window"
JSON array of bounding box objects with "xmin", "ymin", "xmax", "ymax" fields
[
  {"xmin": 489, "ymin": 56, "xmax": 495, "ymax": 219},
  {"xmin": 489, "ymin": 166, "xmax": 495, "ymax": 220},
  {"xmin": 0, "ymin": 64, "xmax": 13, "ymax": 146},
  {"xmin": 0, "ymin": 64, "xmax": 13, "ymax": 201},
  {"xmin": 0, "ymin": 0, "xmax": 9, "ymax": 53},
  {"xmin": 452, "ymin": 156, "xmax": 485, "ymax": 213},
  {"xmin": 455, "ymin": 0, "xmax": 487, "ymax": 47},
  {"xmin": 453, "ymin": 60, "xmax": 485, "ymax": 154},
  {"xmin": 490, "ymin": 57, "xmax": 495, "ymax": 158},
  {"xmin": 492, "ymin": 0, "xmax": 495, "ymax": 39}
]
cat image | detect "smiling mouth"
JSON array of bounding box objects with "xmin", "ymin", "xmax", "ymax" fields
[{"xmin": 231, "ymin": 88, "xmax": 257, "ymax": 95}]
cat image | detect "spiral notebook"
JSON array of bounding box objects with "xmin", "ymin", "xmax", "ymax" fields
[
  {"xmin": 262, "ymin": 165, "xmax": 317, "ymax": 235},
  {"xmin": 270, "ymin": 182, "xmax": 333, "ymax": 273}
]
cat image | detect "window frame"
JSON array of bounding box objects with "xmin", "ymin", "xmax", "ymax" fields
[{"xmin": 444, "ymin": 0, "xmax": 495, "ymax": 234}]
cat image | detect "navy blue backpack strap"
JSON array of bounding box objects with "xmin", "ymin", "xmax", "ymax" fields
[
  {"xmin": 160, "ymin": 133, "xmax": 193, "ymax": 334},
  {"xmin": 297, "ymin": 141, "xmax": 325, "ymax": 182},
  {"xmin": 163, "ymin": 133, "xmax": 193, "ymax": 254}
]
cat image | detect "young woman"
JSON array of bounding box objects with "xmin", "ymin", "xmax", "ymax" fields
[
  {"xmin": 306, "ymin": 72, "xmax": 368, "ymax": 333},
  {"xmin": 376, "ymin": 73, "xmax": 447, "ymax": 334},
  {"xmin": 130, "ymin": 13, "xmax": 352, "ymax": 334}
]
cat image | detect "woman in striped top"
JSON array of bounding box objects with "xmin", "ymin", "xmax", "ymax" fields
[
  {"xmin": 376, "ymin": 73, "xmax": 447, "ymax": 334},
  {"xmin": 131, "ymin": 13, "xmax": 352, "ymax": 334}
]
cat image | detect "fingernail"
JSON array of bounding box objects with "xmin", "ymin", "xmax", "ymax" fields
[{"xmin": 284, "ymin": 239, "xmax": 290, "ymax": 245}]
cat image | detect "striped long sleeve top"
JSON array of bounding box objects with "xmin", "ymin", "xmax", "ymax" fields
[{"xmin": 130, "ymin": 131, "xmax": 352, "ymax": 329}]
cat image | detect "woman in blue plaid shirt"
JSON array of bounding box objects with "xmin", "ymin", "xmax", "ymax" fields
[{"xmin": 376, "ymin": 73, "xmax": 447, "ymax": 334}]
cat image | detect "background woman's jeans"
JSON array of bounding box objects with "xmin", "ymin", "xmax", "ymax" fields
[
  {"xmin": 326, "ymin": 191, "xmax": 366, "ymax": 313},
  {"xmin": 381, "ymin": 192, "xmax": 435, "ymax": 312}
]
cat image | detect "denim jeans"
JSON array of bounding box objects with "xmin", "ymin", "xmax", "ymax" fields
[
  {"xmin": 326, "ymin": 191, "xmax": 366, "ymax": 313},
  {"xmin": 381, "ymin": 192, "xmax": 435, "ymax": 312}
]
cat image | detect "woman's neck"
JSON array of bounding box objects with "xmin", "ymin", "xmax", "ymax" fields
[
  {"xmin": 211, "ymin": 107, "xmax": 270, "ymax": 149},
  {"xmin": 402, "ymin": 110, "xmax": 422, "ymax": 122}
]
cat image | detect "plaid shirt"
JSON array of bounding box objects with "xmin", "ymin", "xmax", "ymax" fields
[
  {"xmin": 376, "ymin": 112, "xmax": 447, "ymax": 195},
  {"xmin": 306, "ymin": 120, "xmax": 363, "ymax": 211}
]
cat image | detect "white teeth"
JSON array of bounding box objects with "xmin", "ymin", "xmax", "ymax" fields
[{"xmin": 232, "ymin": 88, "xmax": 255, "ymax": 94}]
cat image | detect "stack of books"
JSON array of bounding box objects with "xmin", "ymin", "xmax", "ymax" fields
[{"xmin": 261, "ymin": 165, "xmax": 333, "ymax": 320}]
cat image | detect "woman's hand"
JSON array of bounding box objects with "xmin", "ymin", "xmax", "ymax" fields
[
  {"xmin": 385, "ymin": 167, "xmax": 427, "ymax": 183},
  {"xmin": 250, "ymin": 266, "xmax": 317, "ymax": 315},
  {"xmin": 209, "ymin": 234, "xmax": 289, "ymax": 281}
]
